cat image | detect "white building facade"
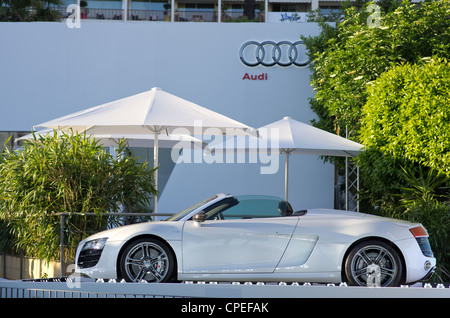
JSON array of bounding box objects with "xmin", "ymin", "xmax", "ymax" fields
[{"xmin": 0, "ymin": 20, "xmax": 335, "ymax": 213}]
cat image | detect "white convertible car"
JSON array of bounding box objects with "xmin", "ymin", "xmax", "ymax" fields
[{"xmin": 75, "ymin": 194, "xmax": 436, "ymax": 287}]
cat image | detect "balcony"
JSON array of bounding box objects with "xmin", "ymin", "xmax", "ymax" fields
[
  {"xmin": 60, "ymin": 7, "xmax": 266, "ymax": 23},
  {"xmin": 57, "ymin": 0, "xmax": 315, "ymax": 23}
]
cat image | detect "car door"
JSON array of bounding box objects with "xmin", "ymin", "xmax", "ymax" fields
[{"xmin": 182, "ymin": 217, "xmax": 299, "ymax": 274}]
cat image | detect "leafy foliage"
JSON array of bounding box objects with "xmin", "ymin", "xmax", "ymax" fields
[
  {"xmin": 359, "ymin": 58, "xmax": 450, "ymax": 273},
  {"xmin": 361, "ymin": 57, "xmax": 450, "ymax": 176},
  {"xmin": 302, "ymin": 0, "xmax": 450, "ymax": 137},
  {"xmin": 0, "ymin": 0, "xmax": 63, "ymax": 21},
  {"xmin": 0, "ymin": 131, "xmax": 157, "ymax": 262},
  {"xmin": 398, "ymin": 166, "xmax": 450, "ymax": 273},
  {"xmin": 303, "ymin": 1, "xmax": 450, "ymax": 273}
]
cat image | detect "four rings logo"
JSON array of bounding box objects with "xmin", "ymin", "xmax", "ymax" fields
[{"xmin": 239, "ymin": 41, "xmax": 310, "ymax": 67}]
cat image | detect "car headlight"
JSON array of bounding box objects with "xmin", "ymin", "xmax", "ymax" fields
[
  {"xmin": 82, "ymin": 238, "xmax": 108, "ymax": 251},
  {"xmin": 78, "ymin": 238, "xmax": 108, "ymax": 269}
]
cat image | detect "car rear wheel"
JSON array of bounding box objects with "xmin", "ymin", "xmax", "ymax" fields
[
  {"xmin": 119, "ymin": 237, "xmax": 175, "ymax": 283},
  {"xmin": 344, "ymin": 240, "xmax": 403, "ymax": 287}
]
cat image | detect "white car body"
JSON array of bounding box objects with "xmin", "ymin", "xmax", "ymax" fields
[{"xmin": 75, "ymin": 193, "xmax": 436, "ymax": 285}]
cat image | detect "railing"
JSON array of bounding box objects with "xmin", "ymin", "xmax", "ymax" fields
[
  {"xmin": 58, "ymin": 7, "xmax": 125, "ymax": 20},
  {"xmin": 57, "ymin": 7, "xmax": 265, "ymax": 22},
  {"xmin": 82, "ymin": 8, "xmax": 125, "ymax": 20},
  {"xmin": 1, "ymin": 279, "xmax": 449, "ymax": 299},
  {"xmin": 127, "ymin": 9, "xmax": 167, "ymax": 21},
  {"xmin": 176, "ymin": 10, "xmax": 217, "ymax": 22},
  {"xmin": 222, "ymin": 11, "xmax": 264, "ymax": 22}
]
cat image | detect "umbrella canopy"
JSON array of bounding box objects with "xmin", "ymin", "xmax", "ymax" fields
[
  {"xmin": 35, "ymin": 87, "xmax": 257, "ymax": 213},
  {"xmin": 210, "ymin": 116, "xmax": 363, "ymax": 201},
  {"xmin": 211, "ymin": 116, "xmax": 362, "ymax": 156},
  {"xmin": 19, "ymin": 129, "xmax": 207, "ymax": 150},
  {"xmin": 35, "ymin": 87, "xmax": 257, "ymax": 136}
]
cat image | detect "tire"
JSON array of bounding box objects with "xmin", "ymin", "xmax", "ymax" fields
[
  {"xmin": 344, "ymin": 240, "xmax": 403, "ymax": 287},
  {"xmin": 119, "ymin": 237, "xmax": 175, "ymax": 283}
]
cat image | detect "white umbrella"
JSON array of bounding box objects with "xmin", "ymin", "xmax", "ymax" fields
[
  {"xmin": 210, "ymin": 116, "xmax": 363, "ymax": 201},
  {"xmin": 19, "ymin": 129, "xmax": 207, "ymax": 150},
  {"xmin": 35, "ymin": 87, "xmax": 257, "ymax": 213}
]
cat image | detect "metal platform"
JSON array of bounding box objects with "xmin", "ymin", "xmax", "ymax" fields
[{"xmin": 1, "ymin": 278, "xmax": 449, "ymax": 299}]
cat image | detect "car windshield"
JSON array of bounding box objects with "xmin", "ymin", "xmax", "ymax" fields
[
  {"xmin": 164, "ymin": 195, "xmax": 218, "ymax": 221},
  {"xmin": 203, "ymin": 195, "xmax": 293, "ymax": 220}
]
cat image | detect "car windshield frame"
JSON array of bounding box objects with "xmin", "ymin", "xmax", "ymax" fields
[{"xmin": 164, "ymin": 195, "xmax": 219, "ymax": 221}]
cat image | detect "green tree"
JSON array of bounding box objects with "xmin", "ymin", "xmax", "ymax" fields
[
  {"xmin": 0, "ymin": 131, "xmax": 157, "ymax": 262},
  {"xmin": 302, "ymin": 1, "xmax": 450, "ymax": 273},
  {"xmin": 302, "ymin": 0, "xmax": 449, "ymax": 138},
  {"xmin": 358, "ymin": 59, "xmax": 450, "ymax": 270},
  {"xmin": 361, "ymin": 58, "xmax": 450, "ymax": 176},
  {"xmin": 357, "ymin": 57, "xmax": 450, "ymax": 214},
  {"xmin": 0, "ymin": 0, "xmax": 63, "ymax": 21}
]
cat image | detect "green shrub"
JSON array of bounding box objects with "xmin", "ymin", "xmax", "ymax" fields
[
  {"xmin": 358, "ymin": 57, "xmax": 450, "ymax": 273},
  {"xmin": 399, "ymin": 166, "xmax": 450, "ymax": 275},
  {"xmin": 407, "ymin": 202, "xmax": 450, "ymax": 276},
  {"xmin": 302, "ymin": 1, "xmax": 450, "ymax": 275},
  {"xmin": 361, "ymin": 57, "xmax": 450, "ymax": 176},
  {"xmin": 302, "ymin": 0, "xmax": 450, "ymax": 137},
  {"xmin": 0, "ymin": 131, "xmax": 157, "ymax": 262}
]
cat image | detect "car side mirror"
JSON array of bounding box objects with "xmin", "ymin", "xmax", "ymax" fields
[{"xmin": 193, "ymin": 211, "xmax": 206, "ymax": 223}]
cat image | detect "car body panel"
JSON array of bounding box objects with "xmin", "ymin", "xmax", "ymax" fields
[{"xmin": 182, "ymin": 217, "xmax": 299, "ymax": 273}]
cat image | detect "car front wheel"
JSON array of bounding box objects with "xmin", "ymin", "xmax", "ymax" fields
[
  {"xmin": 344, "ymin": 240, "xmax": 403, "ymax": 287},
  {"xmin": 119, "ymin": 237, "xmax": 175, "ymax": 283}
]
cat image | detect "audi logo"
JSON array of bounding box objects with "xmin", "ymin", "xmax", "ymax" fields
[{"xmin": 239, "ymin": 41, "xmax": 310, "ymax": 67}]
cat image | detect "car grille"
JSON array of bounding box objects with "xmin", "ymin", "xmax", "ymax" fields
[
  {"xmin": 77, "ymin": 249, "xmax": 103, "ymax": 269},
  {"xmin": 415, "ymin": 237, "xmax": 434, "ymax": 257}
]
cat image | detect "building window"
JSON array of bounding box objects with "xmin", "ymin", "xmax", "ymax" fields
[
  {"xmin": 319, "ymin": 5, "xmax": 341, "ymax": 16},
  {"xmin": 272, "ymin": 3, "xmax": 308, "ymax": 12}
]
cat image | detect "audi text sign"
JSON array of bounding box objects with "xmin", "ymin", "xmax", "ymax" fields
[{"xmin": 242, "ymin": 73, "xmax": 268, "ymax": 81}]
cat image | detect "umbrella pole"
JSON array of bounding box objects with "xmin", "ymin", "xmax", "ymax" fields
[
  {"xmin": 154, "ymin": 132, "xmax": 158, "ymax": 218},
  {"xmin": 345, "ymin": 155, "xmax": 348, "ymax": 211},
  {"xmin": 284, "ymin": 151, "xmax": 289, "ymax": 202}
]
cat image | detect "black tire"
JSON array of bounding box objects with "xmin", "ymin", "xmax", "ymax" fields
[
  {"xmin": 344, "ymin": 240, "xmax": 403, "ymax": 287},
  {"xmin": 119, "ymin": 237, "xmax": 175, "ymax": 283}
]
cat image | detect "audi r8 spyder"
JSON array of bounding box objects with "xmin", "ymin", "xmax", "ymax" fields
[{"xmin": 75, "ymin": 193, "xmax": 436, "ymax": 287}]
